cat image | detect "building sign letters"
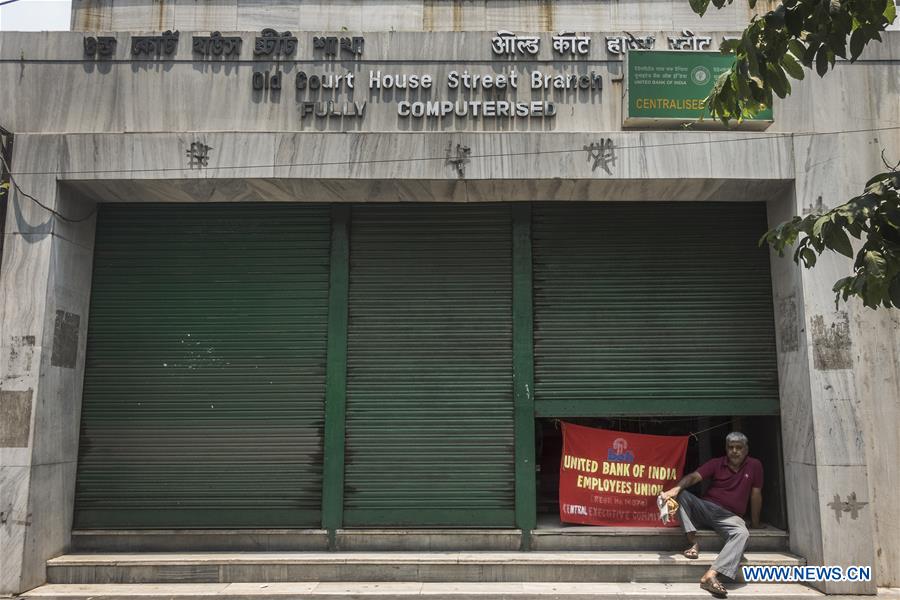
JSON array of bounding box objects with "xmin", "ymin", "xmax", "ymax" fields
[
  {"xmin": 83, "ymin": 36, "xmax": 117, "ymax": 58},
  {"xmin": 132, "ymin": 30, "xmax": 179, "ymax": 57},
  {"xmin": 193, "ymin": 32, "xmax": 243, "ymax": 57},
  {"xmin": 75, "ymin": 29, "xmax": 748, "ymax": 126}
]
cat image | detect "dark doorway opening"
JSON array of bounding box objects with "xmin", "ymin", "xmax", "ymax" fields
[{"xmin": 535, "ymin": 416, "xmax": 788, "ymax": 530}]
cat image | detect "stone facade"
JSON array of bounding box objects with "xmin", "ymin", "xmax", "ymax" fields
[{"xmin": 1, "ymin": 1, "xmax": 898, "ymax": 594}]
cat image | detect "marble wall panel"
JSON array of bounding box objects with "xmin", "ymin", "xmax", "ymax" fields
[
  {"xmin": 274, "ymin": 133, "xmax": 349, "ymax": 179},
  {"xmin": 811, "ymin": 396, "xmax": 867, "ymax": 467},
  {"xmin": 108, "ymin": 0, "xmax": 176, "ymax": 32},
  {"xmin": 483, "ymin": 0, "xmax": 556, "ymax": 31},
  {"xmin": 783, "ymin": 461, "xmax": 823, "ymax": 567},
  {"xmin": 816, "ymin": 465, "xmax": 878, "ymax": 594},
  {"xmin": 3, "ymin": 137, "xmax": 63, "ymax": 238},
  {"xmin": 549, "ymin": 2, "xmax": 612, "ymax": 32},
  {"xmin": 197, "ymin": 132, "xmax": 277, "ymax": 179},
  {"xmin": 70, "ymin": 0, "xmax": 113, "ymax": 31},
  {"xmin": 237, "ymin": 0, "xmax": 301, "ymax": 30},
  {"xmin": 0, "ymin": 385, "xmax": 37, "ymax": 468},
  {"xmin": 35, "ymin": 132, "xmax": 798, "ymax": 183},
  {"xmin": 18, "ymin": 462, "xmax": 78, "ymax": 594},
  {"xmin": 30, "ymin": 238, "xmax": 94, "ymax": 466},
  {"xmin": 297, "ymin": 0, "xmax": 365, "ymax": 31},
  {"xmin": 51, "ymin": 186, "xmax": 98, "ymax": 251},
  {"xmin": 68, "ymin": 0, "xmax": 773, "ymax": 32},
  {"xmin": 360, "ymin": 2, "xmax": 424, "ymax": 31},
  {"xmin": 60, "ymin": 135, "xmax": 135, "ymax": 181},
  {"xmin": 4, "ymin": 188, "xmax": 56, "ymax": 240},
  {"xmin": 0, "ymin": 465, "xmax": 30, "ymax": 594},
  {"xmin": 421, "ymin": 1, "xmax": 485, "ymax": 32},
  {"xmin": 0, "ymin": 233, "xmax": 52, "ymax": 345},
  {"xmin": 852, "ymin": 267, "xmax": 900, "ymax": 588},
  {"xmin": 173, "ymin": 0, "xmax": 238, "ymax": 32}
]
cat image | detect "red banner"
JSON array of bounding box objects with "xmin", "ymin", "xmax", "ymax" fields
[{"xmin": 559, "ymin": 422, "xmax": 689, "ymax": 527}]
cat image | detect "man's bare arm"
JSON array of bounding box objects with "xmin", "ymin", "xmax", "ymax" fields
[
  {"xmin": 749, "ymin": 487, "xmax": 763, "ymax": 528},
  {"xmin": 661, "ymin": 471, "xmax": 702, "ymax": 500}
]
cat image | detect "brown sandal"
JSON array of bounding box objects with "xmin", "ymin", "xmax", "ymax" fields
[
  {"xmin": 700, "ymin": 577, "xmax": 728, "ymax": 598},
  {"xmin": 682, "ymin": 545, "xmax": 699, "ymax": 559}
]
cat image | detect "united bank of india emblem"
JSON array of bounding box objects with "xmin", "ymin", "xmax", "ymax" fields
[
  {"xmin": 690, "ymin": 65, "xmax": 712, "ymax": 86},
  {"xmin": 608, "ymin": 437, "xmax": 635, "ymax": 463}
]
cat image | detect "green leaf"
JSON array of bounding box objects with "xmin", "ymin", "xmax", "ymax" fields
[
  {"xmin": 826, "ymin": 226, "xmax": 855, "ymax": 257},
  {"xmin": 803, "ymin": 41, "xmax": 820, "ymax": 66},
  {"xmin": 864, "ymin": 250, "xmax": 887, "ymax": 277},
  {"xmin": 886, "ymin": 0, "xmax": 898, "ymax": 24},
  {"xmin": 799, "ymin": 247, "xmax": 818, "ymax": 268},
  {"xmin": 849, "ymin": 27, "xmax": 868, "ymax": 60},
  {"xmin": 885, "ymin": 206, "xmax": 900, "ymax": 227},
  {"xmin": 865, "ymin": 171, "xmax": 893, "ymax": 187},
  {"xmin": 816, "ymin": 46, "xmax": 830, "ymax": 76},
  {"xmin": 788, "ymin": 39, "xmax": 807, "ymax": 62},
  {"xmin": 767, "ymin": 63, "xmax": 791, "ymax": 97},
  {"xmin": 690, "ymin": 0, "xmax": 712, "ymax": 16},
  {"xmin": 781, "ymin": 52, "xmax": 806, "ymax": 80},
  {"xmin": 785, "ymin": 8, "xmax": 805, "ymax": 35},
  {"xmin": 813, "ymin": 214, "xmax": 830, "ymax": 237},
  {"xmin": 833, "ymin": 276, "xmax": 854, "ymax": 293},
  {"xmin": 720, "ymin": 39, "xmax": 742, "ymax": 52},
  {"xmin": 889, "ymin": 276, "xmax": 900, "ymax": 307},
  {"xmin": 766, "ymin": 4, "xmax": 787, "ymax": 26}
]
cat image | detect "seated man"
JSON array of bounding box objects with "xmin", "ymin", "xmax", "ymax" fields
[{"xmin": 661, "ymin": 432, "xmax": 763, "ymax": 598}]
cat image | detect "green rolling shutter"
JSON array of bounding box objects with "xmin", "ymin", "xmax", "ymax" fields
[
  {"xmin": 343, "ymin": 204, "xmax": 515, "ymax": 527},
  {"xmin": 533, "ymin": 202, "xmax": 779, "ymax": 417},
  {"xmin": 74, "ymin": 204, "xmax": 331, "ymax": 528}
]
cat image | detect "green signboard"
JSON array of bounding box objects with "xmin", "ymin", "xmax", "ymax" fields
[{"xmin": 624, "ymin": 50, "xmax": 773, "ymax": 129}]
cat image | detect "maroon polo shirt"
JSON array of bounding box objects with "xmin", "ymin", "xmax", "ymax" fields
[{"xmin": 696, "ymin": 456, "xmax": 763, "ymax": 516}]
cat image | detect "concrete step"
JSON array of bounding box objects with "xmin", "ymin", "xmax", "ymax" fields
[
  {"xmin": 21, "ymin": 582, "xmax": 826, "ymax": 600},
  {"xmin": 45, "ymin": 551, "xmax": 804, "ymax": 584},
  {"xmin": 531, "ymin": 526, "xmax": 788, "ymax": 552},
  {"xmin": 70, "ymin": 527, "xmax": 788, "ymax": 553}
]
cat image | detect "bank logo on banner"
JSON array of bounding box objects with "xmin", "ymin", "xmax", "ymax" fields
[
  {"xmin": 608, "ymin": 437, "xmax": 635, "ymax": 463},
  {"xmin": 559, "ymin": 422, "xmax": 689, "ymax": 527}
]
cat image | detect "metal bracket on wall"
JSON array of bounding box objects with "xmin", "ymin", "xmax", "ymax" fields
[
  {"xmin": 584, "ymin": 139, "xmax": 616, "ymax": 174},
  {"xmin": 186, "ymin": 141, "xmax": 213, "ymax": 168},
  {"xmin": 446, "ymin": 142, "xmax": 471, "ymax": 178}
]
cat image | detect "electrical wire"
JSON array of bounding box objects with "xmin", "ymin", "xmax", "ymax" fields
[
  {"xmin": 0, "ymin": 152, "xmax": 97, "ymax": 223},
  {"xmin": 0, "ymin": 0, "xmax": 24, "ymax": 6},
  {"xmin": 6, "ymin": 125, "xmax": 899, "ymax": 177}
]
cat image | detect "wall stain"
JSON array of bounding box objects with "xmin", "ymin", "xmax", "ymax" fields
[
  {"xmin": 423, "ymin": 0, "xmax": 435, "ymax": 30},
  {"xmin": 157, "ymin": 0, "xmax": 167, "ymax": 30},
  {"xmin": 811, "ymin": 312, "xmax": 853, "ymax": 370},
  {"xmin": 777, "ymin": 294, "xmax": 799, "ymax": 353},
  {"xmin": 453, "ymin": 0, "xmax": 463, "ymax": 31},
  {"xmin": 4, "ymin": 335, "xmax": 36, "ymax": 380},
  {"xmin": 0, "ymin": 389, "xmax": 33, "ymax": 448},
  {"xmin": 50, "ymin": 310, "xmax": 80, "ymax": 369},
  {"xmin": 538, "ymin": 0, "xmax": 554, "ymax": 31}
]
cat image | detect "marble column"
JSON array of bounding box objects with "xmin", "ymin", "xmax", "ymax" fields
[
  {"xmin": 769, "ymin": 131, "xmax": 886, "ymax": 595},
  {"xmin": 0, "ymin": 135, "xmax": 96, "ymax": 594}
]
